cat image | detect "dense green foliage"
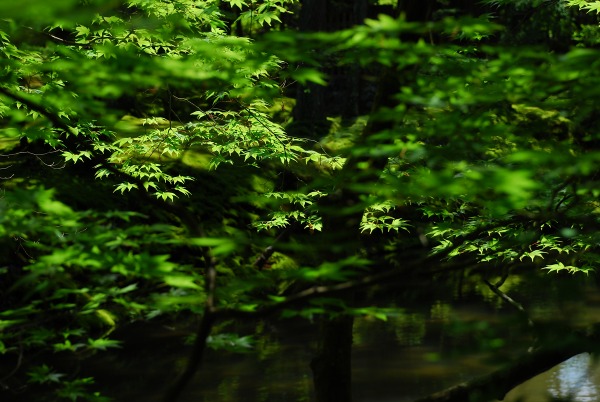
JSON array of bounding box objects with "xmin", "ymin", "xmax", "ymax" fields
[{"xmin": 2, "ymin": 0, "xmax": 600, "ymax": 401}]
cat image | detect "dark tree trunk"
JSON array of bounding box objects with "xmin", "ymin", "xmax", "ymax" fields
[
  {"xmin": 291, "ymin": 0, "xmax": 369, "ymax": 139},
  {"xmin": 398, "ymin": 0, "xmax": 436, "ymax": 22},
  {"xmin": 311, "ymin": 315, "xmax": 354, "ymax": 402},
  {"xmin": 303, "ymin": 2, "xmax": 487, "ymax": 401}
]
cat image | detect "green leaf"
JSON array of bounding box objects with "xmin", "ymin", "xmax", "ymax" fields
[
  {"xmin": 94, "ymin": 309, "xmax": 117, "ymax": 327},
  {"xmin": 87, "ymin": 338, "xmax": 122, "ymax": 351},
  {"xmin": 291, "ymin": 68, "xmax": 327, "ymax": 85},
  {"xmin": 155, "ymin": 191, "xmax": 177, "ymax": 202},
  {"xmin": 164, "ymin": 275, "xmax": 201, "ymax": 290},
  {"xmin": 543, "ymin": 261, "xmax": 583, "ymax": 274},
  {"xmin": 114, "ymin": 182, "xmax": 138, "ymax": 194},
  {"xmin": 520, "ymin": 249, "xmax": 546, "ymax": 262},
  {"xmin": 207, "ymin": 333, "xmax": 254, "ymax": 353},
  {"xmin": 35, "ymin": 188, "xmax": 74, "ymax": 216},
  {"xmin": 226, "ymin": 0, "xmax": 247, "ymax": 10},
  {"xmin": 188, "ymin": 237, "xmax": 239, "ymax": 256},
  {"xmin": 27, "ymin": 365, "xmax": 65, "ymax": 384}
]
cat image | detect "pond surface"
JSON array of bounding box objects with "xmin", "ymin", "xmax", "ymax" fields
[
  {"xmin": 81, "ymin": 273, "xmax": 600, "ymax": 402},
  {"xmin": 502, "ymin": 353, "xmax": 600, "ymax": 402}
]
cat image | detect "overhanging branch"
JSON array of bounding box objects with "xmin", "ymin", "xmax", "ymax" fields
[
  {"xmin": 483, "ymin": 279, "xmax": 534, "ymax": 328},
  {"xmin": 413, "ymin": 335, "xmax": 593, "ymax": 402},
  {"xmin": 0, "ymin": 86, "xmax": 78, "ymax": 137}
]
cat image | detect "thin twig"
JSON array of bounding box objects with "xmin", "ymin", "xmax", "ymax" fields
[
  {"xmin": 483, "ymin": 279, "xmax": 534, "ymax": 328},
  {"xmin": 0, "ymin": 87, "xmax": 77, "ymax": 137},
  {"xmin": 0, "ymin": 339, "xmax": 24, "ymax": 391},
  {"xmin": 253, "ymin": 229, "xmax": 287, "ymax": 268},
  {"xmin": 162, "ymin": 257, "xmax": 217, "ymax": 402}
]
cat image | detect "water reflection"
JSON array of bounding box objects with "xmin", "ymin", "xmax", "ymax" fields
[
  {"xmin": 549, "ymin": 354, "xmax": 598, "ymax": 401},
  {"xmin": 71, "ymin": 274, "xmax": 600, "ymax": 402},
  {"xmin": 503, "ymin": 354, "xmax": 600, "ymax": 402}
]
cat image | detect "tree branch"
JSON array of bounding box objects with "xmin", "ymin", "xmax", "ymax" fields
[
  {"xmin": 162, "ymin": 316, "xmax": 215, "ymax": 402},
  {"xmin": 413, "ymin": 336, "xmax": 592, "ymax": 402},
  {"xmin": 483, "ymin": 279, "xmax": 534, "ymax": 328},
  {"xmin": 0, "ymin": 86, "xmax": 77, "ymax": 137},
  {"xmin": 162, "ymin": 259, "xmax": 217, "ymax": 402},
  {"xmin": 0, "ymin": 84, "xmax": 223, "ymax": 402}
]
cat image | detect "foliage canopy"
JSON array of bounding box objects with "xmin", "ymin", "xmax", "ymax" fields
[{"xmin": 1, "ymin": 0, "xmax": 600, "ymax": 401}]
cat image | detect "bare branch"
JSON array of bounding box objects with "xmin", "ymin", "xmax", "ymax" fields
[
  {"xmin": 483, "ymin": 279, "xmax": 534, "ymax": 328},
  {"xmin": 0, "ymin": 87, "xmax": 77, "ymax": 137}
]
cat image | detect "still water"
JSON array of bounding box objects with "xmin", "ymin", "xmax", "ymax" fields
[
  {"xmin": 87, "ymin": 273, "xmax": 600, "ymax": 402},
  {"xmin": 503, "ymin": 353, "xmax": 600, "ymax": 402}
]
